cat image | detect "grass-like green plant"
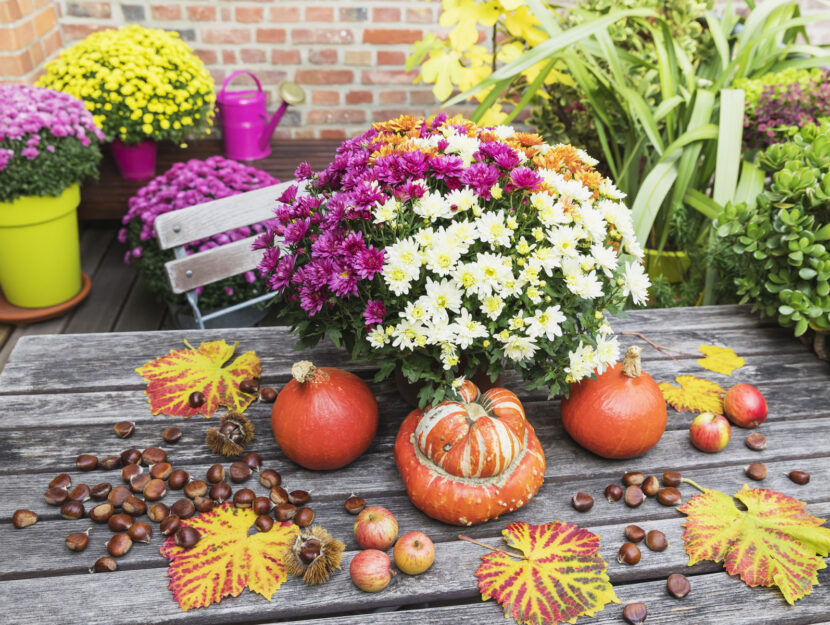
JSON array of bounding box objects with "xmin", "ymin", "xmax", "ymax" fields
[{"xmin": 447, "ymin": 0, "xmax": 829, "ymax": 302}]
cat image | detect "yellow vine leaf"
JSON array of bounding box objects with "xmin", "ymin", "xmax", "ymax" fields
[
  {"xmin": 659, "ymin": 375, "xmax": 725, "ymax": 414},
  {"xmin": 160, "ymin": 503, "xmax": 299, "ymax": 611},
  {"xmin": 474, "ymin": 521, "xmax": 618, "ymax": 625},
  {"xmin": 679, "ymin": 485, "xmax": 830, "ymax": 604},
  {"xmin": 136, "ymin": 339, "xmax": 261, "ymax": 417},
  {"xmin": 697, "ymin": 344, "xmax": 746, "ymax": 375}
]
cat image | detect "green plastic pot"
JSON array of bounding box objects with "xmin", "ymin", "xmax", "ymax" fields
[
  {"xmin": 0, "ymin": 184, "xmax": 82, "ymax": 308},
  {"xmin": 644, "ymin": 248, "xmax": 690, "ymax": 283}
]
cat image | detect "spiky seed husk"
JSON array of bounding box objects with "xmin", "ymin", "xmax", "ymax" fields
[
  {"xmin": 283, "ymin": 525, "xmax": 345, "ymax": 585},
  {"xmin": 205, "ymin": 412, "xmax": 255, "ymax": 457}
]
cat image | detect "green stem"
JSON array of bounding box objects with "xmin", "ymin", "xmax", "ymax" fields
[
  {"xmin": 682, "ymin": 478, "xmax": 707, "ymax": 493},
  {"xmin": 458, "ymin": 535, "xmax": 526, "ymax": 560}
]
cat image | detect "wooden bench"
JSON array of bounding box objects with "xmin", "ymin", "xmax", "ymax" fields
[{"xmin": 154, "ymin": 180, "xmax": 301, "ymax": 329}]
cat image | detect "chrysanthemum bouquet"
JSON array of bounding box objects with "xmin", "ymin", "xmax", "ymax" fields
[
  {"xmin": 257, "ymin": 115, "xmax": 649, "ymax": 405},
  {"xmin": 0, "ymin": 85, "xmax": 104, "ymax": 203},
  {"xmin": 120, "ymin": 156, "xmax": 277, "ymax": 312},
  {"xmin": 37, "ymin": 25, "xmax": 215, "ymax": 145}
]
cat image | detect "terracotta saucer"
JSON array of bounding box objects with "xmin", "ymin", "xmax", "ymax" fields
[{"xmin": 0, "ymin": 273, "xmax": 91, "ymax": 325}]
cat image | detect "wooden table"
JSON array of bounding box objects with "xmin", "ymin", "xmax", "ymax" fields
[{"xmin": 1, "ymin": 306, "xmax": 829, "ymax": 625}]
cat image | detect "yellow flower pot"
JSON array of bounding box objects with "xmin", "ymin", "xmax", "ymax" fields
[
  {"xmin": 644, "ymin": 249, "xmax": 690, "ymax": 284},
  {"xmin": 0, "ymin": 184, "xmax": 82, "ymax": 308}
]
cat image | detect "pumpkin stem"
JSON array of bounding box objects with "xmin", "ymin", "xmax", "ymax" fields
[
  {"xmin": 682, "ymin": 478, "xmax": 708, "ymax": 493},
  {"xmin": 292, "ymin": 361, "xmax": 318, "ymax": 384},
  {"xmin": 621, "ymin": 346, "xmax": 642, "ymax": 378}
]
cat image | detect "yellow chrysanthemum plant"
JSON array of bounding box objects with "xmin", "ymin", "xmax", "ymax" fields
[{"xmin": 38, "ymin": 25, "xmax": 215, "ymax": 146}]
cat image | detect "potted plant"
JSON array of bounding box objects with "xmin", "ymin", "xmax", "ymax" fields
[
  {"xmin": 256, "ymin": 114, "xmax": 650, "ymax": 406},
  {"xmin": 0, "ymin": 85, "xmax": 104, "ymax": 309},
  {"xmin": 37, "ymin": 25, "xmax": 215, "ymax": 181},
  {"xmin": 119, "ymin": 156, "xmax": 278, "ymax": 327}
]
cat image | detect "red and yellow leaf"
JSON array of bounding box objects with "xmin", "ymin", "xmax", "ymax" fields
[
  {"xmin": 474, "ymin": 521, "xmax": 618, "ymax": 625},
  {"xmin": 697, "ymin": 344, "xmax": 746, "ymax": 375},
  {"xmin": 136, "ymin": 339, "xmax": 261, "ymax": 417},
  {"xmin": 679, "ymin": 484, "xmax": 830, "ymax": 604},
  {"xmin": 160, "ymin": 502, "xmax": 299, "ymax": 611},
  {"xmin": 658, "ymin": 375, "xmax": 725, "ymax": 414}
]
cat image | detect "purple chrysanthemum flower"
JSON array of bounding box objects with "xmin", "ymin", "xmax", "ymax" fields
[
  {"xmin": 328, "ymin": 262, "xmax": 359, "ymax": 298},
  {"xmin": 460, "ymin": 162, "xmax": 501, "ymax": 198},
  {"xmin": 354, "ymin": 247, "xmax": 384, "ymax": 279},
  {"xmin": 294, "ymin": 162, "xmax": 313, "ymax": 181},
  {"xmin": 509, "ymin": 166, "xmax": 543, "ymax": 190},
  {"xmin": 267, "ymin": 255, "xmax": 295, "ymax": 291},
  {"xmin": 363, "ymin": 300, "xmax": 386, "ymax": 326},
  {"xmin": 342, "ymin": 231, "xmax": 367, "ymax": 256},
  {"xmin": 299, "ymin": 285, "xmax": 326, "ymax": 316},
  {"xmin": 282, "ymin": 218, "xmax": 310, "ymax": 245}
]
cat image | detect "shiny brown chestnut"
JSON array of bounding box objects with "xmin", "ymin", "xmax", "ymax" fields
[
  {"xmin": 269, "ymin": 486, "xmax": 289, "ymax": 505},
  {"xmin": 142, "ymin": 447, "xmax": 167, "ymax": 465},
  {"xmin": 666, "ymin": 573, "xmax": 691, "ymax": 599},
  {"xmin": 662, "ymin": 471, "xmax": 682, "ymax": 487},
  {"xmin": 12, "ymin": 509, "xmax": 39, "ymax": 528},
  {"xmin": 622, "ymin": 472, "xmax": 645, "ymax": 487},
  {"xmin": 209, "ymin": 481, "xmax": 232, "ymax": 503},
  {"xmin": 90, "ymin": 557, "xmax": 118, "ymax": 573},
  {"xmin": 49, "ymin": 473, "xmax": 71, "ymax": 489},
  {"xmin": 657, "ymin": 487, "xmax": 682, "ymax": 506},
  {"xmin": 108, "ymin": 485, "xmax": 131, "ymax": 507},
  {"xmin": 130, "ymin": 473, "xmax": 151, "ymax": 494},
  {"xmin": 99, "ymin": 455, "xmax": 122, "ymax": 471},
  {"xmin": 168, "ymin": 469, "xmax": 190, "ymax": 490},
  {"xmin": 239, "ymin": 377, "xmax": 258, "ymax": 394},
  {"xmin": 106, "ymin": 533, "xmax": 133, "ymax": 557},
  {"xmin": 241, "ymin": 452, "xmax": 262, "ymax": 471},
  {"xmin": 789, "ymin": 470, "xmax": 811, "ymax": 485},
  {"xmin": 259, "ymin": 386, "xmax": 277, "ymax": 403},
  {"xmin": 571, "ymin": 492, "xmax": 594, "ymax": 512},
  {"xmin": 123, "ymin": 496, "xmax": 146, "ymax": 517},
  {"xmin": 344, "ymin": 496, "xmax": 366, "ymax": 514},
  {"xmin": 259, "ymin": 469, "xmax": 281, "ymax": 489},
  {"xmin": 76, "ymin": 454, "xmax": 98, "ymax": 471},
  {"xmin": 60, "ymin": 500, "xmax": 85, "ymax": 520},
  {"xmin": 128, "ymin": 521, "xmax": 153, "ymax": 543},
  {"xmin": 89, "ymin": 503, "xmax": 115, "ymax": 524},
  {"xmin": 120, "ymin": 449, "xmax": 141, "ymax": 466},
  {"xmin": 143, "ymin": 478, "xmax": 167, "ymax": 501},
  {"xmin": 69, "ymin": 484, "xmax": 91, "ymax": 502},
  {"xmin": 624, "ymin": 525, "xmax": 646, "ymax": 543},
  {"xmin": 113, "ymin": 421, "xmax": 135, "ymax": 438},
  {"xmin": 150, "ymin": 462, "xmax": 173, "ymax": 480},
  {"xmin": 641, "ymin": 475, "xmax": 660, "ymax": 497},
  {"xmin": 66, "ymin": 529, "xmax": 90, "ymax": 552},
  {"xmin": 617, "ymin": 542, "xmax": 641, "ymax": 565},
  {"xmin": 121, "ymin": 463, "xmax": 142, "ymax": 484},
  {"xmin": 194, "ymin": 496, "xmax": 214, "ymax": 514},
  {"xmin": 160, "ymin": 515, "xmax": 181, "ymax": 536},
  {"xmin": 188, "ymin": 390, "xmax": 206, "ymax": 408},
  {"xmin": 148, "ymin": 502, "xmax": 170, "ymax": 523},
  {"xmin": 90, "ymin": 482, "xmax": 112, "ymax": 501},
  {"xmin": 624, "ymin": 486, "xmax": 644, "ymax": 508},
  {"xmin": 162, "ymin": 427, "xmax": 182, "ymax": 444},
  {"xmin": 255, "ymin": 515, "xmax": 274, "ymax": 532},
  {"xmin": 171, "ymin": 498, "xmax": 195, "ymax": 519},
  {"xmin": 229, "ymin": 462, "xmax": 252, "ymax": 483},
  {"xmin": 645, "ymin": 530, "xmax": 668, "ymax": 552},
  {"xmin": 175, "ymin": 526, "xmax": 202, "ymax": 549},
  {"xmin": 206, "ymin": 464, "xmax": 225, "ymax": 484},
  {"xmin": 746, "ymin": 462, "xmax": 767, "ymax": 481},
  {"xmin": 274, "ymin": 503, "xmax": 297, "ymax": 522},
  {"xmin": 44, "ymin": 486, "xmax": 69, "ymax": 506},
  {"xmin": 294, "ymin": 507, "xmax": 314, "ymax": 528},
  {"xmin": 233, "ymin": 488, "xmax": 255, "ymax": 508},
  {"xmin": 184, "ymin": 480, "xmax": 209, "ymax": 499},
  {"xmin": 604, "ymin": 484, "xmax": 623, "ymax": 502},
  {"xmin": 253, "ymin": 496, "xmax": 272, "ymax": 516},
  {"xmin": 622, "ymin": 602, "xmax": 647, "ymax": 625},
  {"xmin": 108, "ymin": 513, "xmax": 134, "ymax": 532},
  {"xmin": 288, "ymin": 490, "xmax": 311, "ymax": 506}
]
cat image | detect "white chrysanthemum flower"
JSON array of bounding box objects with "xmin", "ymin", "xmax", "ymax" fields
[
  {"xmin": 401, "ymin": 300, "xmax": 429, "ymax": 323},
  {"xmin": 565, "ymin": 342, "xmax": 596, "ymax": 382},
  {"xmin": 439, "ymin": 342, "xmax": 460, "ymax": 370},
  {"xmin": 540, "ymin": 170, "xmax": 592, "ymax": 202},
  {"xmin": 549, "ymin": 226, "xmax": 581, "ymax": 258},
  {"xmin": 446, "ymin": 220, "xmax": 477, "ymax": 248},
  {"xmin": 527, "ymin": 305, "xmax": 566, "ymax": 341},
  {"xmin": 481, "ymin": 295, "xmax": 505, "ymax": 321},
  {"xmin": 599, "ymin": 178, "xmax": 626, "ymax": 199},
  {"xmin": 386, "ymin": 238, "xmax": 421, "ymax": 272},
  {"xmin": 525, "ymin": 284, "xmax": 543, "ymax": 304},
  {"xmin": 425, "ymin": 277, "xmax": 463, "ymax": 313},
  {"xmin": 391, "ymin": 320, "xmax": 421, "ymax": 350},
  {"xmin": 453, "ymin": 262, "xmax": 478, "ymax": 294},
  {"xmin": 414, "ymin": 190, "xmax": 452, "ymax": 221},
  {"xmin": 450, "ymin": 308, "xmax": 488, "ymax": 350},
  {"xmin": 424, "ymin": 232, "xmax": 462, "ymax": 276},
  {"xmin": 536, "ymin": 197, "xmax": 570, "ymax": 228},
  {"xmin": 444, "ymin": 130, "xmax": 480, "ymax": 166},
  {"xmin": 599, "ymin": 199, "xmax": 630, "ymax": 226},
  {"xmin": 576, "ymin": 148, "xmax": 599, "ymax": 166},
  {"xmin": 499, "ymin": 333, "xmax": 538, "ymax": 362},
  {"xmin": 476, "ymin": 210, "xmax": 513, "ymax": 247},
  {"xmin": 623, "ymin": 234, "xmax": 644, "ymax": 260},
  {"xmin": 471, "ymin": 251, "xmax": 512, "ymax": 296},
  {"xmin": 446, "ymin": 187, "xmax": 479, "ymax": 213},
  {"xmin": 578, "ymin": 204, "xmax": 607, "ymax": 242},
  {"xmin": 367, "ymin": 326, "xmax": 389, "ymax": 348},
  {"xmin": 594, "ymin": 334, "xmax": 620, "ymax": 374},
  {"xmin": 373, "ymin": 197, "xmax": 399, "ymax": 224},
  {"xmin": 492, "ymin": 125, "xmax": 516, "ymax": 140},
  {"xmin": 383, "ymin": 264, "xmax": 413, "ymax": 296},
  {"xmin": 623, "ymin": 261, "xmax": 651, "ymax": 306},
  {"xmin": 590, "ymin": 243, "xmax": 618, "ymax": 277}
]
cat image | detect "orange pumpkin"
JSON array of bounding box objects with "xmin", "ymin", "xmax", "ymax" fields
[
  {"xmin": 394, "ymin": 380, "xmax": 545, "ymax": 526},
  {"xmin": 560, "ymin": 346, "xmax": 667, "ymax": 459}
]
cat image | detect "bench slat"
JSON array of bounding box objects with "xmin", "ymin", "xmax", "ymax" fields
[{"xmin": 163, "ymin": 235, "xmax": 264, "ymax": 293}]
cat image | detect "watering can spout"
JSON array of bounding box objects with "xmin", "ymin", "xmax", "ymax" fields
[{"xmin": 259, "ymin": 82, "xmax": 306, "ymax": 151}]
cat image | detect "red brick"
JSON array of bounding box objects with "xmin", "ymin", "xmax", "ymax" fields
[
  {"xmin": 311, "ymin": 90, "xmax": 339, "ymax": 105},
  {"xmin": 373, "ymin": 8, "xmax": 401, "ymax": 22},
  {"xmin": 363, "ymin": 29, "xmax": 422, "ymax": 44},
  {"xmin": 151, "ymin": 4, "xmax": 181, "ymax": 20},
  {"xmin": 235, "ymin": 6, "xmax": 263, "ymax": 23},
  {"xmin": 410, "ymin": 89, "xmax": 438, "ymax": 105},
  {"xmin": 1, "ymin": 0, "xmax": 24, "ymax": 21},
  {"xmin": 308, "ymin": 48, "xmax": 337, "ymax": 65},
  {"xmin": 0, "ymin": 18, "xmax": 35, "ymax": 51},
  {"xmin": 203, "ymin": 28, "xmax": 251, "ymax": 44},
  {"xmin": 345, "ymin": 90, "xmax": 372, "ymax": 105},
  {"xmin": 269, "ymin": 6, "xmax": 300, "ymax": 22},
  {"xmin": 305, "ymin": 6, "xmax": 333, "ymax": 21},
  {"xmin": 66, "ymin": 1, "xmax": 110, "ymax": 18},
  {"xmin": 295, "ymin": 128, "xmax": 317, "ymax": 140},
  {"xmin": 377, "ymin": 50, "xmax": 406, "ymax": 66},
  {"xmin": 373, "ymin": 109, "xmax": 424, "ymax": 123},
  {"xmin": 339, "ymin": 7, "xmax": 367, "ymax": 22},
  {"xmin": 320, "ymin": 129, "xmax": 347, "ymax": 140},
  {"xmin": 344, "ymin": 50, "xmax": 372, "ymax": 66},
  {"xmin": 193, "ymin": 48, "xmax": 218, "ymax": 65},
  {"xmin": 361, "ymin": 68, "xmax": 419, "ymax": 85},
  {"xmin": 295, "ymin": 69, "xmax": 353, "ymax": 85},
  {"xmin": 0, "ymin": 48, "xmax": 32, "ymax": 76},
  {"xmin": 257, "ymin": 70, "xmax": 288, "ymax": 85},
  {"xmin": 307, "ymin": 109, "xmax": 366, "ymax": 125},
  {"xmin": 292, "ymin": 28, "xmax": 353, "ymax": 44},
  {"xmin": 209, "ymin": 68, "xmax": 228, "ymax": 85},
  {"xmin": 222, "ymin": 49, "xmax": 237, "ymax": 64},
  {"xmin": 379, "ymin": 90, "xmax": 406, "ymax": 105},
  {"xmin": 42, "ymin": 28, "xmax": 62, "ymax": 58},
  {"xmin": 61, "ymin": 23, "xmax": 108, "ymax": 42},
  {"xmin": 256, "ymin": 28, "xmax": 286, "ymax": 43},
  {"xmin": 271, "ymin": 49, "xmax": 301, "ymax": 64},
  {"xmin": 221, "ymin": 6, "xmax": 231, "ymax": 21},
  {"xmin": 33, "ymin": 5, "xmax": 56, "ymax": 37},
  {"xmin": 406, "ymin": 7, "xmax": 435, "ymax": 23},
  {"xmin": 240, "ymin": 48, "xmax": 266, "ymax": 64},
  {"xmin": 187, "ymin": 5, "xmax": 216, "ymax": 21}
]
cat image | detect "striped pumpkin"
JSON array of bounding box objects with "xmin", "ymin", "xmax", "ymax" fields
[{"xmin": 395, "ymin": 380, "xmax": 545, "ymax": 526}]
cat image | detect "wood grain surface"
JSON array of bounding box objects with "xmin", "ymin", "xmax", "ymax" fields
[{"xmin": 0, "ymin": 305, "xmax": 828, "ymax": 625}]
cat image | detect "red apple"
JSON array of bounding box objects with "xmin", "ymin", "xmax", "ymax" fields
[
  {"xmin": 353, "ymin": 506, "xmax": 398, "ymax": 550},
  {"xmin": 723, "ymin": 384, "xmax": 768, "ymax": 428},
  {"xmin": 350, "ymin": 549, "xmax": 393, "ymax": 592},
  {"xmin": 393, "ymin": 531, "xmax": 435, "ymax": 575},
  {"xmin": 689, "ymin": 412, "xmax": 731, "ymax": 452}
]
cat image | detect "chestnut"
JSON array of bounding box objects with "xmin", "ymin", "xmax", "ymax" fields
[
  {"xmin": 274, "ymin": 503, "xmax": 297, "ymax": 522},
  {"xmin": 604, "ymin": 484, "xmax": 623, "ymax": 502},
  {"xmin": 209, "ymin": 481, "xmax": 232, "ymax": 503},
  {"xmin": 121, "ymin": 463, "xmax": 142, "ymax": 484},
  {"xmin": 76, "ymin": 454, "xmax": 98, "ymax": 471},
  {"xmin": 89, "ymin": 503, "xmax": 115, "ymax": 524},
  {"xmin": 108, "ymin": 485, "xmax": 131, "ymax": 507},
  {"xmin": 113, "ymin": 421, "xmax": 135, "ymax": 438},
  {"xmin": 184, "ymin": 480, "xmax": 208, "ymax": 500},
  {"xmin": 44, "ymin": 486, "xmax": 69, "ymax": 506},
  {"xmin": 149, "ymin": 462, "xmax": 173, "ymax": 480},
  {"xmin": 130, "ymin": 473, "xmax": 151, "ymax": 494},
  {"xmin": 269, "ymin": 486, "xmax": 289, "ymax": 506},
  {"xmin": 206, "ymin": 464, "xmax": 225, "ymax": 484},
  {"xmin": 69, "ymin": 484, "xmax": 91, "ymax": 502},
  {"xmin": 241, "ymin": 452, "xmax": 262, "ymax": 472},
  {"xmin": 143, "ymin": 478, "xmax": 167, "ymax": 501},
  {"xmin": 108, "ymin": 513, "xmax": 134, "ymax": 532},
  {"xmin": 122, "ymin": 498, "xmax": 145, "ymax": 519},
  {"xmin": 120, "ymin": 449, "xmax": 141, "ymax": 466},
  {"xmin": 344, "ymin": 496, "xmax": 366, "ymax": 515},
  {"xmin": 128, "ymin": 521, "xmax": 153, "ymax": 543},
  {"xmin": 171, "ymin": 498, "xmax": 195, "ymax": 519},
  {"xmin": 617, "ymin": 542, "xmax": 641, "ymax": 565},
  {"xmin": 90, "ymin": 557, "xmax": 117, "ymax": 573},
  {"xmin": 253, "ymin": 496, "xmax": 272, "ymax": 516},
  {"xmin": 259, "ymin": 386, "xmax": 277, "ymax": 403},
  {"xmin": 175, "ymin": 526, "xmax": 202, "ymax": 549},
  {"xmin": 49, "ymin": 473, "xmax": 71, "ymax": 489},
  {"xmin": 233, "ymin": 488, "xmax": 255, "ymax": 509},
  {"xmin": 229, "ymin": 462, "xmax": 251, "ymax": 483},
  {"xmin": 99, "ymin": 455, "xmax": 122, "ymax": 471},
  {"xmin": 60, "ymin": 500, "xmax": 85, "ymax": 520},
  {"xmin": 106, "ymin": 533, "xmax": 133, "ymax": 557},
  {"xmin": 194, "ymin": 496, "xmax": 214, "ymax": 514},
  {"xmin": 66, "ymin": 529, "xmax": 90, "ymax": 552},
  {"xmin": 162, "ymin": 427, "xmax": 182, "ymax": 444},
  {"xmin": 148, "ymin": 502, "xmax": 170, "ymax": 523},
  {"xmin": 90, "ymin": 482, "xmax": 112, "ymax": 501},
  {"xmin": 160, "ymin": 515, "xmax": 181, "ymax": 536},
  {"xmin": 142, "ymin": 447, "xmax": 167, "ymax": 465},
  {"xmin": 294, "ymin": 507, "xmax": 314, "ymax": 527},
  {"xmin": 255, "ymin": 515, "xmax": 274, "ymax": 532},
  {"xmin": 12, "ymin": 509, "xmax": 38, "ymax": 528},
  {"xmin": 259, "ymin": 469, "xmax": 281, "ymax": 489},
  {"xmin": 168, "ymin": 469, "xmax": 190, "ymax": 490}
]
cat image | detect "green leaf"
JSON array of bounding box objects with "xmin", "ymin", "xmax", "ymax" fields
[
  {"xmin": 503, "ymin": 58, "xmax": 557, "ymax": 125},
  {"xmin": 735, "ymin": 161, "xmax": 766, "ymax": 210},
  {"xmin": 632, "ymin": 154, "xmax": 680, "ymax": 247}
]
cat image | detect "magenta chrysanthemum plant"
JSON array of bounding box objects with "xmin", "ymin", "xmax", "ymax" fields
[
  {"xmin": 0, "ymin": 84, "xmax": 104, "ymax": 203},
  {"xmin": 120, "ymin": 156, "xmax": 278, "ymax": 312},
  {"xmin": 257, "ymin": 115, "xmax": 650, "ymax": 405}
]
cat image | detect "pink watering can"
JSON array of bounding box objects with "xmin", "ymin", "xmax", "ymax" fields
[{"xmin": 216, "ymin": 71, "xmax": 305, "ymax": 161}]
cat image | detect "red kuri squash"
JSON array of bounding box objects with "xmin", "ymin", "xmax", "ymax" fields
[
  {"xmin": 560, "ymin": 346, "xmax": 666, "ymax": 459},
  {"xmin": 394, "ymin": 379, "xmax": 545, "ymax": 526},
  {"xmin": 271, "ymin": 361, "xmax": 378, "ymax": 470}
]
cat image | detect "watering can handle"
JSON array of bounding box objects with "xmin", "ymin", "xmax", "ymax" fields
[{"xmin": 218, "ymin": 70, "xmax": 264, "ymax": 99}]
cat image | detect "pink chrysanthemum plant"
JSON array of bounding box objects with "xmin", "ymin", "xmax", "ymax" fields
[
  {"xmin": 257, "ymin": 115, "xmax": 650, "ymax": 406},
  {"xmin": 120, "ymin": 156, "xmax": 278, "ymax": 312},
  {"xmin": 0, "ymin": 84, "xmax": 104, "ymax": 203}
]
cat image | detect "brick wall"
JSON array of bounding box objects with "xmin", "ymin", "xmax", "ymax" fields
[
  {"xmin": 0, "ymin": 0, "xmax": 62, "ymax": 84},
  {"xmin": 3, "ymin": 1, "xmax": 829, "ymax": 139}
]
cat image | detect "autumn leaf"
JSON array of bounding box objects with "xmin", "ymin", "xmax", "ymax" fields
[
  {"xmin": 472, "ymin": 521, "xmax": 619, "ymax": 625},
  {"xmin": 160, "ymin": 503, "xmax": 299, "ymax": 611},
  {"xmin": 679, "ymin": 484, "xmax": 830, "ymax": 604},
  {"xmin": 659, "ymin": 375, "xmax": 725, "ymax": 414},
  {"xmin": 697, "ymin": 344, "xmax": 746, "ymax": 375},
  {"xmin": 136, "ymin": 339, "xmax": 261, "ymax": 417}
]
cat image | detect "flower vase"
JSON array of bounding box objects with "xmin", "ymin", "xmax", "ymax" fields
[
  {"xmin": 111, "ymin": 139, "xmax": 157, "ymax": 181},
  {"xmin": 0, "ymin": 184, "xmax": 82, "ymax": 308},
  {"xmin": 395, "ymin": 366, "xmax": 502, "ymax": 408}
]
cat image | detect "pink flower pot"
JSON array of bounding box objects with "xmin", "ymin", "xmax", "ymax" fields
[{"xmin": 111, "ymin": 139, "xmax": 157, "ymax": 180}]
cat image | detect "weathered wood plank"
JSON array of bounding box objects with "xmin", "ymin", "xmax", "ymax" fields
[
  {"xmin": 2, "ymin": 503, "xmax": 829, "ymax": 625},
  {"xmin": 0, "ymin": 324, "xmax": 815, "ymax": 394},
  {"xmin": 113, "ymin": 278, "xmax": 167, "ymax": 333},
  {"xmin": 164, "ymin": 235, "xmax": 264, "ymax": 293},
  {"xmin": 4, "ymin": 456, "xmax": 828, "ymax": 577}
]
